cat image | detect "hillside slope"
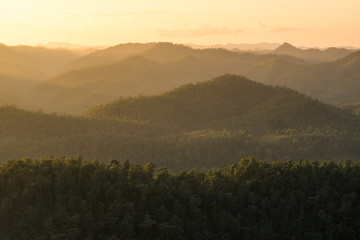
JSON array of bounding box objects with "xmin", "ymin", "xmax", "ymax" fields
[
  {"xmin": 1, "ymin": 76, "xmax": 359, "ymax": 169},
  {"xmin": 86, "ymin": 75, "xmax": 355, "ymax": 132}
]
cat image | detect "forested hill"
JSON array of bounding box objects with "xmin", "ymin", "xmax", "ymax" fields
[
  {"xmin": 1, "ymin": 75, "xmax": 360, "ymax": 169},
  {"xmin": 1, "ymin": 157, "xmax": 360, "ymax": 239},
  {"xmin": 86, "ymin": 75, "xmax": 356, "ymax": 133}
]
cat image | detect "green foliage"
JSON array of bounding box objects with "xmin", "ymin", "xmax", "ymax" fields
[{"xmin": 0, "ymin": 157, "xmax": 360, "ymax": 239}]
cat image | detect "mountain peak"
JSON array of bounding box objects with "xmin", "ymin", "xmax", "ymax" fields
[
  {"xmin": 276, "ymin": 42, "xmax": 297, "ymax": 51},
  {"xmin": 272, "ymin": 42, "xmax": 304, "ymax": 57}
]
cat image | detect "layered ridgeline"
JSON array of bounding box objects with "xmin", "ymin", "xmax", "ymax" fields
[
  {"xmin": 2, "ymin": 75, "xmax": 359, "ymax": 170},
  {"xmin": 0, "ymin": 43, "xmax": 81, "ymax": 108},
  {"xmin": 25, "ymin": 43, "xmax": 303, "ymax": 113},
  {"xmin": 1, "ymin": 157, "xmax": 360, "ymax": 240},
  {"xmin": 24, "ymin": 42, "xmax": 360, "ymax": 113}
]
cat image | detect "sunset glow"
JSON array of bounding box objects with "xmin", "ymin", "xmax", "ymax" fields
[{"xmin": 0, "ymin": 0, "xmax": 359, "ymax": 47}]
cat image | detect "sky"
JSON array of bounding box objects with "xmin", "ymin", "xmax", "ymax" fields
[{"xmin": 0, "ymin": 0, "xmax": 359, "ymax": 48}]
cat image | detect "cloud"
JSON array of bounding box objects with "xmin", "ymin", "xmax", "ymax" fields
[
  {"xmin": 256, "ymin": 21, "xmax": 268, "ymax": 30},
  {"xmin": 156, "ymin": 25, "xmax": 243, "ymax": 38},
  {"xmin": 270, "ymin": 27, "xmax": 301, "ymax": 33},
  {"xmin": 63, "ymin": 9, "xmax": 173, "ymax": 19}
]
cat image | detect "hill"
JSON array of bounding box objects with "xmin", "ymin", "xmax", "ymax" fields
[
  {"xmin": 0, "ymin": 44, "xmax": 85, "ymax": 108},
  {"xmin": 0, "ymin": 44, "xmax": 47, "ymax": 79},
  {"xmin": 245, "ymin": 51, "xmax": 360, "ymax": 104},
  {"xmin": 272, "ymin": 42, "xmax": 353, "ymax": 62},
  {"xmin": 0, "ymin": 73, "xmax": 41, "ymax": 107},
  {"xmin": 86, "ymin": 75, "xmax": 353, "ymax": 132},
  {"xmin": 2, "ymin": 75, "xmax": 358, "ymax": 170},
  {"xmin": 10, "ymin": 45, "xmax": 80, "ymax": 75},
  {"xmin": 60, "ymin": 42, "xmax": 157, "ymax": 71}
]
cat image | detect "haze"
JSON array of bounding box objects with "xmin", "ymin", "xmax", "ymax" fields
[{"xmin": 1, "ymin": 0, "xmax": 359, "ymax": 48}]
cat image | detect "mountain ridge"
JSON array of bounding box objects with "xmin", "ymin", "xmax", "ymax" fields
[{"xmin": 1, "ymin": 75, "xmax": 359, "ymax": 169}]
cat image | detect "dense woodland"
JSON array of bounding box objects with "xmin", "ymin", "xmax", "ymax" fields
[
  {"xmin": 1, "ymin": 75, "xmax": 360, "ymax": 170},
  {"xmin": 1, "ymin": 157, "xmax": 360, "ymax": 239}
]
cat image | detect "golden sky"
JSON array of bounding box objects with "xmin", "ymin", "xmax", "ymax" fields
[{"xmin": 1, "ymin": 0, "xmax": 359, "ymax": 47}]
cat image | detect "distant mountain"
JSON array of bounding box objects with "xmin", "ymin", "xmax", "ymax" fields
[
  {"xmin": 0, "ymin": 44, "xmax": 82, "ymax": 78},
  {"xmin": 0, "ymin": 45, "xmax": 50, "ymax": 107},
  {"xmin": 10, "ymin": 45, "xmax": 80, "ymax": 74},
  {"xmin": 37, "ymin": 42, "xmax": 106, "ymax": 55},
  {"xmin": 62, "ymin": 42, "xmax": 352, "ymax": 73},
  {"xmin": 25, "ymin": 49, "xmax": 304, "ymax": 113},
  {"xmin": 60, "ymin": 42, "xmax": 301, "ymax": 72},
  {"xmin": 60, "ymin": 43, "xmax": 157, "ymax": 71},
  {"xmin": 187, "ymin": 42, "xmax": 281, "ymax": 51},
  {"xmin": 0, "ymin": 44, "xmax": 47, "ymax": 79},
  {"xmin": 28, "ymin": 46, "xmax": 360, "ymax": 113},
  {"xmin": 3, "ymin": 42, "xmax": 360, "ymax": 113},
  {"xmin": 0, "ymin": 44, "xmax": 87, "ymax": 108},
  {"xmin": 246, "ymin": 51, "xmax": 360, "ymax": 104},
  {"xmin": 272, "ymin": 42, "xmax": 353, "ymax": 62}
]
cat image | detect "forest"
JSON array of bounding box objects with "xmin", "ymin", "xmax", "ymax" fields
[
  {"xmin": 1, "ymin": 41, "xmax": 360, "ymax": 239},
  {"xmin": 1, "ymin": 75, "xmax": 360, "ymax": 170},
  {"xmin": 0, "ymin": 157, "xmax": 359, "ymax": 240}
]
